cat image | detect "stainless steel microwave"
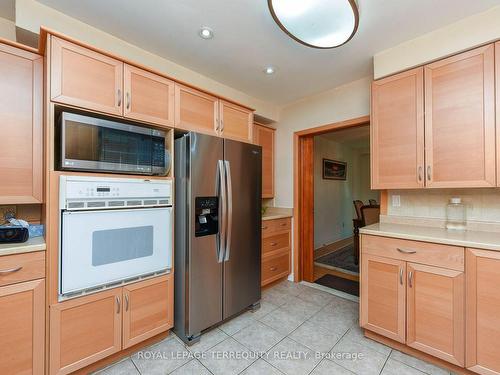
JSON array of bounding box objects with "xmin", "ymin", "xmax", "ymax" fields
[{"xmin": 58, "ymin": 112, "xmax": 169, "ymax": 176}]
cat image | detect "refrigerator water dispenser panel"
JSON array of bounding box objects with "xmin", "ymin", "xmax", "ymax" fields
[{"xmin": 195, "ymin": 197, "xmax": 219, "ymax": 237}]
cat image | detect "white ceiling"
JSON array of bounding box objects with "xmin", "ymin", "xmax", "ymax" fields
[{"xmin": 35, "ymin": 0, "xmax": 500, "ymax": 105}]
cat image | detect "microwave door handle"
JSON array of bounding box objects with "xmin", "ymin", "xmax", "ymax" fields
[
  {"xmin": 217, "ymin": 160, "xmax": 226, "ymax": 263},
  {"xmin": 224, "ymin": 160, "xmax": 233, "ymax": 262}
]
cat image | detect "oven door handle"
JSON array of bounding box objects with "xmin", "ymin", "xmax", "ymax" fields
[{"xmin": 217, "ymin": 160, "xmax": 227, "ymax": 263}]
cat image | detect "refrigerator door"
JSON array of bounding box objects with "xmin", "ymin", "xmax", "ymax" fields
[
  {"xmin": 223, "ymin": 139, "xmax": 262, "ymax": 319},
  {"xmin": 177, "ymin": 132, "xmax": 224, "ymax": 337}
]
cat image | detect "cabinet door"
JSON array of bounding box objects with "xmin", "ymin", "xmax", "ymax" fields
[
  {"xmin": 371, "ymin": 67, "xmax": 424, "ymax": 189},
  {"xmin": 0, "ymin": 279, "xmax": 44, "ymax": 375},
  {"xmin": 220, "ymin": 100, "xmax": 253, "ymax": 143},
  {"xmin": 174, "ymin": 84, "xmax": 219, "ymax": 135},
  {"xmin": 51, "ymin": 36, "xmax": 123, "ymax": 115},
  {"xmin": 407, "ymin": 263, "xmax": 464, "ymax": 366},
  {"xmin": 122, "ymin": 275, "xmax": 173, "ymax": 349},
  {"xmin": 124, "ymin": 64, "xmax": 175, "ymax": 127},
  {"xmin": 253, "ymin": 124, "xmax": 275, "ymax": 198},
  {"xmin": 360, "ymin": 254, "xmax": 406, "ymax": 343},
  {"xmin": 424, "ymin": 44, "xmax": 495, "ymax": 188},
  {"xmin": 50, "ymin": 289, "xmax": 122, "ymax": 375},
  {"xmin": 466, "ymin": 248, "xmax": 500, "ymax": 375},
  {"xmin": 0, "ymin": 44, "xmax": 42, "ymax": 204}
]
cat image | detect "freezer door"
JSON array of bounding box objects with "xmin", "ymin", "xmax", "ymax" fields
[
  {"xmin": 223, "ymin": 139, "xmax": 262, "ymax": 319},
  {"xmin": 185, "ymin": 133, "xmax": 224, "ymax": 335}
]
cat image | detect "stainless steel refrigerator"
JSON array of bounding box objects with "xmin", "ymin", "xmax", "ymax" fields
[{"xmin": 174, "ymin": 132, "xmax": 262, "ymax": 345}]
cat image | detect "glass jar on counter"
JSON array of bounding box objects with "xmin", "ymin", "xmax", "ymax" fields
[{"xmin": 446, "ymin": 197, "xmax": 466, "ymax": 231}]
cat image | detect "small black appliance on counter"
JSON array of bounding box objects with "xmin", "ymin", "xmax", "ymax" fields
[{"xmin": 0, "ymin": 226, "xmax": 29, "ymax": 244}]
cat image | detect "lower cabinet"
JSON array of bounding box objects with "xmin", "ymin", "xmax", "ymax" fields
[
  {"xmin": 360, "ymin": 235, "xmax": 465, "ymax": 368},
  {"xmin": 261, "ymin": 217, "xmax": 291, "ymax": 286},
  {"xmin": 0, "ymin": 279, "xmax": 45, "ymax": 375},
  {"xmin": 50, "ymin": 274, "xmax": 173, "ymax": 375},
  {"xmin": 466, "ymin": 248, "xmax": 500, "ymax": 375},
  {"xmin": 123, "ymin": 275, "xmax": 174, "ymax": 348}
]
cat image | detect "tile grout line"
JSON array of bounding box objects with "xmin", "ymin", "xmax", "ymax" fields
[{"xmin": 378, "ymin": 349, "xmax": 393, "ymax": 375}]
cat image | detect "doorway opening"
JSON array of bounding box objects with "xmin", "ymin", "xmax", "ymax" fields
[{"xmin": 293, "ymin": 116, "xmax": 384, "ymax": 298}]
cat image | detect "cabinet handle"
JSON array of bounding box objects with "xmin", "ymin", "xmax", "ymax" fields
[
  {"xmin": 397, "ymin": 248, "xmax": 416, "ymax": 254},
  {"xmin": 125, "ymin": 294, "xmax": 129, "ymax": 311},
  {"xmin": 399, "ymin": 268, "xmax": 403, "ymax": 285},
  {"xmin": 216, "ymin": 119, "xmax": 220, "ymax": 131},
  {"xmin": 271, "ymin": 242, "xmax": 278, "ymax": 246},
  {"xmin": 126, "ymin": 92, "xmax": 131, "ymax": 110},
  {"xmin": 262, "ymin": 226, "xmax": 268, "ymax": 230},
  {"xmin": 270, "ymin": 266, "xmax": 278, "ymax": 271},
  {"xmin": 117, "ymin": 89, "xmax": 122, "ymax": 107},
  {"xmin": 427, "ymin": 166, "xmax": 431, "ymax": 181},
  {"xmin": 0, "ymin": 266, "xmax": 23, "ymax": 274},
  {"xmin": 116, "ymin": 296, "xmax": 121, "ymax": 314},
  {"xmin": 221, "ymin": 120, "xmax": 224, "ymax": 132},
  {"xmin": 418, "ymin": 166, "xmax": 423, "ymax": 182},
  {"xmin": 408, "ymin": 271, "xmax": 413, "ymax": 288},
  {"xmin": 280, "ymin": 223, "xmax": 287, "ymax": 227}
]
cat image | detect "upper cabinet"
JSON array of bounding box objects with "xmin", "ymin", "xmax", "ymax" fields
[
  {"xmin": 51, "ymin": 36, "xmax": 123, "ymax": 116},
  {"xmin": 371, "ymin": 43, "xmax": 497, "ymax": 189},
  {"xmin": 424, "ymin": 44, "xmax": 495, "ymax": 188},
  {"xmin": 219, "ymin": 100, "xmax": 253, "ymax": 143},
  {"xmin": 0, "ymin": 43, "xmax": 43, "ymax": 204},
  {"xmin": 174, "ymin": 84, "xmax": 219, "ymax": 136},
  {"xmin": 123, "ymin": 64, "xmax": 175, "ymax": 126},
  {"xmin": 253, "ymin": 124, "xmax": 275, "ymax": 198},
  {"xmin": 371, "ymin": 68, "xmax": 424, "ymax": 189}
]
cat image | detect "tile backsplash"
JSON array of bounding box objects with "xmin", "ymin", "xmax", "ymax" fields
[{"xmin": 387, "ymin": 189, "xmax": 500, "ymax": 223}]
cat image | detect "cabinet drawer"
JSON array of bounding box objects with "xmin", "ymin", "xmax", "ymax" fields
[
  {"xmin": 362, "ymin": 235, "xmax": 464, "ymax": 271},
  {"xmin": 261, "ymin": 217, "xmax": 291, "ymax": 236},
  {"xmin": 262, "ymin": 232, "xmax": 290, "ymax": 255},
  {"xmin": 262, "ymin": 250, "xmax": 290, "ymax": 286},
  {"xmin": 0, "ymin": 251, "xmax": 45, "ymax": 287}
]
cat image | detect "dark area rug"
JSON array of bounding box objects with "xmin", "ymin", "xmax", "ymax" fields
[
  {"xmin": 315, "ymin": 274, "xmax": 359, "ymax": 297},
  {"xmin": 315, "ymin": 244, "xmax": 359, "ymax": 274}
]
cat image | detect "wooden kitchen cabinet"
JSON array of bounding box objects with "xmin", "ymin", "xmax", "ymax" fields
[
  {"xmin": 220, "ymin": 100, "xmax": 253, "ymax": 143},
  {"xmin": 261, "ymin": 217, "xmax": 291, "ymax": 286},
  {"xmin": 0, "ymin": 43, "xmax": 43, "ymax": 204},
  {"xmin": 122, "ymin": 274, "xmax": 173, "ymax": 349},
  {"xmin": 0, "ymin": 279, "xmax": 44, "ymax": 375},
  {"xmin": 51, "ymin": 36, "xmax": 123, "ymax": 116},
  {"xmin": 360, "ymin": 254, "xmax": 406, "ymax": 343},
  {"xmin": 124, "ymin": 64, "xmax": 175, "ymax": 127},
  {"xmin": 466, "ymin": 248, "xmax": 500, "ymax": 375},
  {"xmin": 371, "ymin": 67, "xmax": 424, "ymax": 189},
  {"xmin": 253, "ymin": 124, "xmax": 275, "ymax": 198},
  {"xmin": 174, "ymin": 84, "xmax": 219, "ymax": 135},
  {"xmin": 406, "ymin": 263, "xmax": 464, "ymax": 366},
  {"xmin": 424, "ymin": 44, "xmax": 495, "ymax": 188},
  {"xmin": 50, "ymin": 289, "xmax": 122, "ymax": 375}
]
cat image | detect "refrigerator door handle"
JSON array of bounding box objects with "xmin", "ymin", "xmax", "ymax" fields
[
  {"xmin": 217, "ymin": 160, "xmax": 227, "ymax": 263},
  {"xmin": 224, "ymin": 160, "xmax": 233, "ymax": 262}
]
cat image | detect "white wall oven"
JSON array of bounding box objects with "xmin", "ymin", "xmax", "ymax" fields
[{"xmin": 59, "ymin": 176, "xmax": 173, "ymax": 299}]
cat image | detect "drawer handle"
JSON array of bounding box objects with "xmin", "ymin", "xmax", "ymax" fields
[
  {"xmin": 270, "ymin": 266, "xmax": 278, "ymax": 271},
  {"xmin": 262, "ymin": 226, "xmax": 268, "ymax": 230},
  {"xmin": 397, "ymin": 248, "xmax": 416, "ymax": 254},
  {"xmin": 0, "ymin": 266, "xmax": 23, "ymax": 274},
  {"xmin": 280, "ymin": 223, "xmax": 287, "ymax": 226},
  {"xmin": 271, "ymin": 242, "xmax": 278, "ymax": 246}
]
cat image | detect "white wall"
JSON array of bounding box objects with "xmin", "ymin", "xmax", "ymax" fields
[
  {"xmin": 0, "ymin": 17, "xmax": 15, "ymax": 41},
  {"xmin": 15, "ymin": 0, "xmax": 279, "ymax": 120},
  {"xmin": 274, "ymin": 76, "xmax": 371, "ymax": 208},
  {"xmin": 374, "ymin": 5, "xmax": 500, "ymax": 79}
]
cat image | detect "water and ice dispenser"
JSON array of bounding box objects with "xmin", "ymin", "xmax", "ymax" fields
[{"xmin": 194, "ymin": 197, "xmax": 219, "ymax": 237}]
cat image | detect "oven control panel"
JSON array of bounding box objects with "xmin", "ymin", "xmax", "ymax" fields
[{"xmin": 59, "ymin": 176, "xmax": 173, "ymax": 210}]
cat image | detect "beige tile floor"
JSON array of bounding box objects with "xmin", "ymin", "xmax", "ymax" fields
[{"xmin": 94, "ymin": 281, "xmax": 453, "ymax": 375}]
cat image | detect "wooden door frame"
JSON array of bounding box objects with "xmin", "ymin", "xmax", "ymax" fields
[{"xmin": 293, "ymin": 115, "xmax": 374, "ymax": 282}]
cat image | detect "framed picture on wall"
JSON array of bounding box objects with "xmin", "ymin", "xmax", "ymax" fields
[{"xmin": 323, "ymin": 159, "xmax": 347, "ymax": 180}]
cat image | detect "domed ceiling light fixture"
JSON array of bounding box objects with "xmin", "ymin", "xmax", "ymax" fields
[{"xmin": 268, "ymin": 0, "xmax": 359, "ymax": 49}]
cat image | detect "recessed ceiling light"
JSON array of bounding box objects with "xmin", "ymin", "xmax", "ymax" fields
[
  {"xmin": 268, "ymin": 0, "xmax": 359, "ymax": 49},
  {"xmin": 264, "ymin": 66, "xmax": 276, "ymax": 75},
  {"xmin": 199, "ymin": 27, "xmax": 214, "ymax": 39}
]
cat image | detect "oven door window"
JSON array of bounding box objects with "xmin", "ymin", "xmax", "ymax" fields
[{"xmin": 92, "ymin": 226, "xmax": 154, "ymax": 266}]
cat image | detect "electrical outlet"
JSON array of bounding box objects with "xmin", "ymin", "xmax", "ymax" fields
[
  {"xmin": 0, "ymin": 205, "xmax": 17, "ymax": 224},
  {"xmin": 392, "ymin": 195, "xmax": 401, "ymax": 207}
]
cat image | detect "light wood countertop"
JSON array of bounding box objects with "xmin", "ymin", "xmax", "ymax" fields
[{"xmin": 0, "ymin": 236, "xmax": 46, "ymax": 257}]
